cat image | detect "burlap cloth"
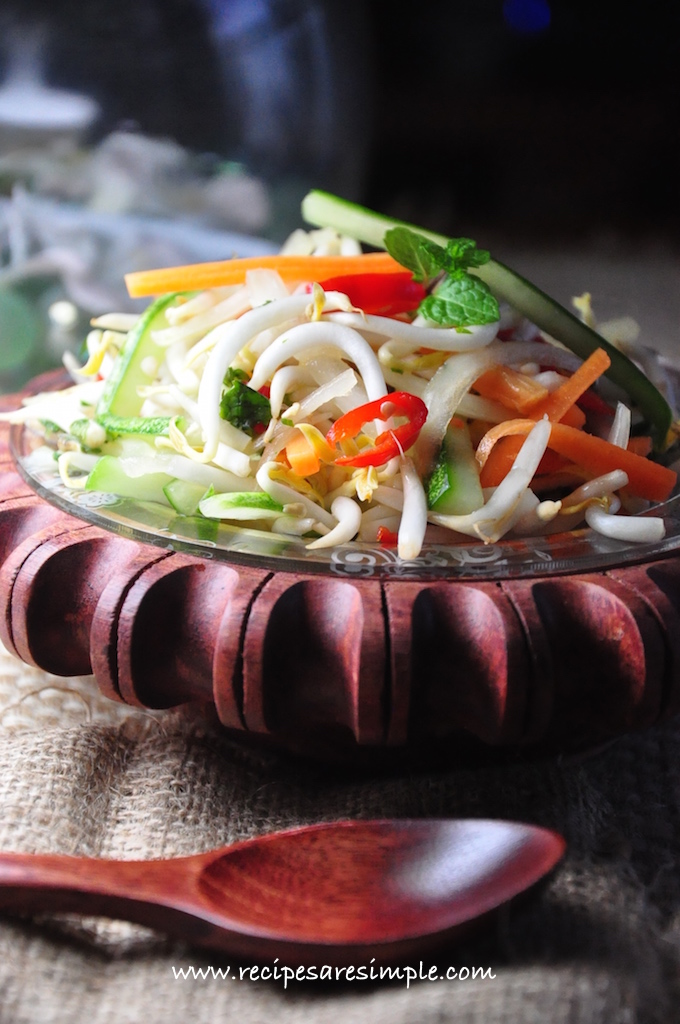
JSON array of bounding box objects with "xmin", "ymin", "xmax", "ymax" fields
[{"xmin": 0, "ymin": 639, "xmax": 678, "ymax": 1024}]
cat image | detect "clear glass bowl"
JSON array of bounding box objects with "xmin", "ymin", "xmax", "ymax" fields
[{"xmin": 12, "ymin": 418, "xmax": 680, "ymax": 582}]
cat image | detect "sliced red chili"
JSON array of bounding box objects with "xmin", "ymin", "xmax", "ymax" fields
[
  {"xmin": 326, "ymin": 391, "xmax": 428, "ymax": 468},
  {"xmin": 577, "ymin": 388, "xmax": 615, "ymax": 417},
  {"xmin": 377, "ymin": 525, "xmax": 399, "ymax": 546},
  {"xmin": 317, "ymin": 272, "xmax": 426, "ymax": 316}
]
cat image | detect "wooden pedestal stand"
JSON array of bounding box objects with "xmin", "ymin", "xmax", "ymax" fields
[{"xmin": 3, "ymin": 373, "xmax": 679, "ymax": 766}]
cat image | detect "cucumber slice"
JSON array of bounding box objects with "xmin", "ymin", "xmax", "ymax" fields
[
  {"xmin": 199, "ymin": 491, "xmax": 284, "ymax": 520},
  {"xmin": 301, "ymin": 190, "xmax": 672, "ymax": 449},
  {"xmin": 85, "ymin": 455, "xmax": 172, "ymax": 504},
  {"xmin": 427, "ymin": 422, "xmax": 484, "ymax": 515},
  {"xmin": 96, "ymin": 413, "xmax": 181, "ymax": 438},
  {"xmin": 96, "ymin": 293, "xmax": 182, "ymax": 419},
  {"xmin": 163, "ymin": 478, "xmax": 213, "ymax": 516}
]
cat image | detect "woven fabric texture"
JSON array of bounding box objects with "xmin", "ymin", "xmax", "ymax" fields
[{"xmin": 0, "ymin": 640, "xmax": 678, "ymax": 1024}]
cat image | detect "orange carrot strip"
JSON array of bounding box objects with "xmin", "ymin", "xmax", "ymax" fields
[
  {"xmin": 125, "ymin": 252, "xmax": 404, "ymax": 298},
  {"xmin": 528, "ymin": 347, "xmax": 611, "ymax": 423},
  {"xmin": 627, "ymin": 436, "xmax": 652, "ymax": 457},
  {"xmin": 557, "ymin": 404, "xmax": 587, "ymax": 429},
  {"xmin": 286, "ymin": 430, "xmax": 321, "ymax": 477},
  {"xmin": 479, "ymin": 435, "xmax": 569, "ymax": 488},
  {"xmin": 473, "ymin": 365, "xmax": 549, "ymax": 414},
  {"xmin": 476, "ymin": 418, "xmax": 541, "ymax": 469},
  {"xmin": 477, "ymin": 419, "xmax": 676, "ymax": 502}
]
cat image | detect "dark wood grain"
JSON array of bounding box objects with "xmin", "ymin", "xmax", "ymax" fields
[
  {"xmin": 0, "ymin": 819, "xmax": 565, "ymax": 966},
  {"xmin": 3, "ymin": 373, "xmax": 680, "ymax": 764}
]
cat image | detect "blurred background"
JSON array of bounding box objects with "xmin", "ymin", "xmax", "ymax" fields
[{"xmin": 1, "ymin": 0, "xmax": 678, "ymax": 393}]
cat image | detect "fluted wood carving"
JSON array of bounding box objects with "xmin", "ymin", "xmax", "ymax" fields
[{"xmin": 3, "ymin": 378, "xmax": 680, "ymax": 763}]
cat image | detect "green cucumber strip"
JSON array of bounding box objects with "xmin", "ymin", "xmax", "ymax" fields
[
  {"xmin": 96, "ymin": 413, "xmax": 182, "ymax": 438},
  {"xmin": 199, "ymin": 491, "xmax": 284, "ymax": 520},
  {"xmin": 163, "ymin": 478, "xmax": 213, "ymax": 516},
  {"xmin": 96, "ymin": 293, "xmax": 182, "ymax": 419},
  {"xmin": 427, "ymin": 422, "xmax": 484, "ymax": 515},
  {"xmin": 85, "ymin": 455, "xmax": 172, "ymax": 505},
  {"xmin": 301, "ymin": 190, "xmax": 672, "ymax": 449}
]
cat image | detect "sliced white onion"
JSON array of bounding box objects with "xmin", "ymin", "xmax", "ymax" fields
[
  {"xmin": 607, "ymin": 402, "xmax": 632, "ymax": 448},
  {"xmin": 306, "ymin": 496, "xmax": 362, "ymax": 549},
  {"xmin": 245, "ymin": 269, "xmax": 289, "ymax": 306},
  {"xmin": 261, "ymin": 368, "xmax": 359, "ymax": 460},
  {"xmin": 118, "ymin": 452, "xmax": 254, "ymax": 492},
  {"xmin": 359, "ymin": 513, "xmax": 401, "ymax": 542},
  {"xmin": 212, "ymin": 443, "xmax": 252, "ymax": 478},
  {"xmin": 382, "ymin": 366, "xmax": 427, "ymax": 397},
  {"xmin": 370, "ymin": 484, "xmax": 405, "ymax": 512}
]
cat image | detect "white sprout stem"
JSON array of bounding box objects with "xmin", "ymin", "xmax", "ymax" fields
[
  {"xmin": 90, "ymin": 313, "xmax": 140, "ymax": 331},
  {"xmin": 272, "ymin": 515, "xmax": 317, "ymax": 536},
  {"xmin": 585, "ymin": 497, "xmax": 666, "ymax": 543},
  {"xmin": 164, "ymin": 339, "xmax": 200, "ymax": 393},
  {"xmin": 197, "ymin": 292, "xmax": 349, "ymax": 461},
  {"xmin": 256, "ymin": 462, "xmax": 336, "ymax": 529},
  {"xmin": 248, "ymin": 321, "xmax": 388, "ymax": 402},
  {"xmin": 508, "ymin": 493, "xmax": 554, "ymax": 536},
  {"xmin": 398, "ymin": 456, "xmax": 428, "ymax": 560},
  {"xmin": 269, "ymin": 364, "xmax": 314, "ymax": 418},
  {"xmin": 306, "ymin": 496, "xmax": 362, "ymax": 549},
  {"xmin": 561, "ymin": 470, "xmax": 629, "ymax": 508},
  {"xmin": 153, "ymin": 288, "xmax": 251, "ymax": 347},
  {"xmin": 607, "ymin": 402, "xmax": 632, "ymax": 448},
  {"xmin": 325, "ymin": 311, "xmax": 500, "ymax": 352}
]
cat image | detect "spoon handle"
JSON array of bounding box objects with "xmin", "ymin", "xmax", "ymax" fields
[{"xmin": 0, "ymin": 851, "xmax": 216, "ymax": 948}]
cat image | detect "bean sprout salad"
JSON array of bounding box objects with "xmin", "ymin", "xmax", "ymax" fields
[{"xmin": 4, "ymin": 192, "xmax": 679, "ymax": 561}]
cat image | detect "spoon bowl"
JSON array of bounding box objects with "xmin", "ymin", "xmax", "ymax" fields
[{"xmin": 0, "ymin": 819, "xmax": 565, "ymax": 966}]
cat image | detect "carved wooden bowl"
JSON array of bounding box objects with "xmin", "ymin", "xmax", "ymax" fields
[{"xmin": 3, "ymin": 371, "xmax": 680, "ymax": 767}]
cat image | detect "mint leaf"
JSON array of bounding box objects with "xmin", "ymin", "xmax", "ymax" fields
[
  {"xmin": 385, "ymin": 227, "xmax": 492, "ymax": 282},
  {"xmin": 444, "ymin": 237, "xmax": 491, "ymax": 270},
  {"xmin": 219, "ymin": 367, "xmax": 271, "ymax": 434},
  {"xmin": 385, "ymin": 226, "xmax": 499, "ymax": 326},
  {"xmin": 384, "ymin": 227, "xmax": 444, "ymax": 283},
  {"xmin": 419, "ymin": 272, "xmax": 500, "ymax": 328}
]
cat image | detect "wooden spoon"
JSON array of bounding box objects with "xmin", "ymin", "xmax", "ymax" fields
[{"xmin": 0, "ymin": 818, "xmax": 564, "ymax": 966}]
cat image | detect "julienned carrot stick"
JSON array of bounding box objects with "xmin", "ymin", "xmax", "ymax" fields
[
  {"xmin": 479, "ymin": 435, "xmax": 569, "ymax": 488},
  {"xmin": 473, "ymin": 365, "xmax": 549, "ymax": 414},
  {"xmin": 125, "ymin": 252, "xmax": 404, "ymax": 298},
  {"xmin": 476, "ymin": 419, "xmax": 676, "ymax": 502},
  {"xmin": 528, "ymin": 347, "xmax": 611, "ymax": 423}
]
